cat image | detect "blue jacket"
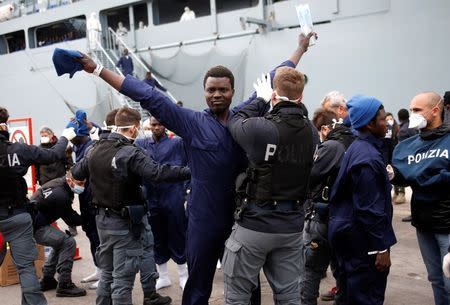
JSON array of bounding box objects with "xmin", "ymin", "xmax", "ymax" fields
[
  {"xmin": 120, "ymin": 60, "xmax": 295, "ymax": 232},
  {"xmin": 329, "ymin": 133, "xmax": 397, "ymax": 256},
  {"xmin": 135, "ymin": 135, "xmax": 188, "ymax": 205},
  {"xmin": 392, "ymin": 124, "xmax": 450, "ymax": 232},
  {"xmin": 116, "ymin": 55, "xmax": 134, "ymax": 76}
]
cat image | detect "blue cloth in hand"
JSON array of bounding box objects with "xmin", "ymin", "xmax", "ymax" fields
[
  {"xmin": 52, "ymin": 48, "xmax": 83, "ymax": 78},
  {"xmin": 66, "ymin": 110, "xmax": 90, "ymax": 136}
]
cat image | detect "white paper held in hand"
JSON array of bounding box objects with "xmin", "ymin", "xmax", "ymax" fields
[{"xmin": 296, "ymin": 3, "xmax": 316, "ymax": 46}]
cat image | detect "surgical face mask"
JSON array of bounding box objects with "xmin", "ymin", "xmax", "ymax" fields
[
  {"xmin": 144, "ymin": 130, "xmax": 152, "ymax": 138},
  {"xmin": 40, "ymin": 136, "xmax": 50, "ymax": 144},
  {"xmin": 116, "ymin": 125, "xmax": 140, "ymax": 140},
  {"xmin": 71, "ymin": 184, "xmax": 85, "ymax": 194},
  {"xmin": 409, "ymin": 113, "xmax": 427, "ymax": 129},
  {"xmin": 386, "ymin": 119, "xmax": 394, "ymax": 127}
]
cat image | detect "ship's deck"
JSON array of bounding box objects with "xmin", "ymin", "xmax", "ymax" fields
[{"xmin": 1, "ymin": 188, "xmax": 434, "ymax": 304}]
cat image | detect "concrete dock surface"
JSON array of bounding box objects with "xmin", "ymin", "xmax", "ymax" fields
[{"xmin": 1, "ymin": 189, "xmax": 434, "ymax": 304}]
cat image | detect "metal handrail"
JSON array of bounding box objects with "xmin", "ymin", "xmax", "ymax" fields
[
  {"xmin": 107, "ymin": 27, "xmax": 178, "ymax": 103},
  {"xmin": 91, "ymin": 39, "xmax": 133, "ymax": 109}
]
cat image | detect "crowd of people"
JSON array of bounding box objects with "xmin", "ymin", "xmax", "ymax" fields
[{"xmin": 0, "ymin": 31, "xmax": 449, "ymax": 305}]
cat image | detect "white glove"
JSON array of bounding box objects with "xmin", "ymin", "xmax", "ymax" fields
[
  {"xmin": 443, "ymin": 253, "xmax": 450, "ymax": 278},
  {"xmin": 89, "ymin": 126, "xmax": 100, "ymax": 141},
  {"xmin": 253, "ymin": 73, "xmax": 273, "ymax": 102},
  {"xmin": 386, "ymin": 164, "xmax": 395, "ymax": 181},
  {"xmin": 61, "ymin": 127, "xmax": 76, "ymax": 141}
]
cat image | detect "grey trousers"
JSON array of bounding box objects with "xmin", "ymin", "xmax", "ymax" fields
[
  {"xmin": 0, "ymin": 212, "xmax": 47, "ymax": 305},
  {"xmin": 95, "ymin": 213, "xmax": 144, "ymax": 305},
  {"xmin": 222, "ymin": 224, "xmax": 302, "ymax": 305},
  {"xmin": 139, "ymin": 217, "xmax": 158, "ymax": 298},
  {"xmin": 34, "ymin": 225, "xmax": 76, "ymax": 283}
]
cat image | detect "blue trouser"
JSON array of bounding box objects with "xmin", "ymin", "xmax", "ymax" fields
[
  {"xmin": 335, "ymin": 251, "xmax": 388, "ymax": 305},
  {"xmin": 149, "ymin": 186, "xmax": 187, "ymax": 265},
  {"xmin": 139, "ymin": 217, "xmax": 158, "ymax": 298},
  {"xmin": 79, "ymin": 189, "xmax": 100, "ymax": 266},
  {"xmin": 0, "ymin": 211, "xmax": 47, "ymax": 305},
  {"xmin": 416, "ymin": 229, "xmax": 450, "ymax": 305}
]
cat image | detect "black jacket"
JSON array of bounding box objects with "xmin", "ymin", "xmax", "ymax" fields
[
  {"xmin": 36, "ymin": 139, "xmax": 73, "ymax": 185},
  {"xmin": 30, "ymin": 176, "xmax": 82, "ymax": 229},
  {"xmin": 0, "ymin": 131, "xmax": 68, "ymax": 208},
  {"xmin": 309, "ymin": 125, "xmax": 355, "ymax": 203}
]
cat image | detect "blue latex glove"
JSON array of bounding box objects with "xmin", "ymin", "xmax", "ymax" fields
[{"xmin": 52, "ymin": 48, "xmax": 83, "ymax": 78}]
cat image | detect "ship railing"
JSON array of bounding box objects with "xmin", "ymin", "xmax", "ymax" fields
[
  {"xmin": 106, "ymin": 26, "xmax": 178, "ymax": 103},
  {"xmin": 91, "ymin": 38, "xmax": 149, "ymax": 119},
  {"xmin": 0, "ymin": 0, "xmax": 81, "ymax": 22}
]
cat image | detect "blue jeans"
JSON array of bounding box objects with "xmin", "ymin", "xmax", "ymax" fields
[{"xmin": 416, "ymin": 229, "xmax": 450, "ymax": 305}]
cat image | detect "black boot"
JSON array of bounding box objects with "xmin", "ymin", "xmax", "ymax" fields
[
  {"xmin": 143, "ymin": 292, "xmax": 172, "ymax": 305},
  {"xmin": 56, "ymin": 281, "xmax": 87, "ymax": 297},
  {"xmin": 40, "ymin": 276, "xmax": 58, "ymax": 291}
]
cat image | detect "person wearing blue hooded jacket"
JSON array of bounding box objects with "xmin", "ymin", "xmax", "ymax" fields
[
  {"xmin": 328, "ymin": 95, "xmax": 397, "ymax": 305},
  {"xmin": 391, "ymin": 92, "xmax": 450, "ymax": 305},
  {"xmin": 71, "ymin": 32, "xmax": 316, "ymax": 305}
]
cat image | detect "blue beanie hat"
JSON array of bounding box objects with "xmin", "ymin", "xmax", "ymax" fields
[
  {"xmin": 347, "ymin": 95, "xmax": 382, "ymax": 129},
  {"xmin": 66, "ymin": 110, "xmax": 90, "ymax": 136}
]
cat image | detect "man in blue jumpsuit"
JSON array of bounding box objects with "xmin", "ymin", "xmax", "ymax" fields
[
  {"xmin": 136, "ymin": 116, "xmax": 189, "ymax": 291},
  {"xmin": 328, "ymin": 95, "xmax": 397, "ymax": 305},
  {"xmin": 73, "ymin": 31, "xmax": 315, "ymax": 305},
  {"xmin": 116, "ymin": 48, "xmax": 134, "ymax": 76},
  {"xmin": 0, "ymin": 106, "xmax": 76, "ymax": 305}
]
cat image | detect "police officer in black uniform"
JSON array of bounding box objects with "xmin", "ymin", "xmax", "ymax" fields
[
  {"xmin": 30, "ymin": 172, "xmax": 86, "ymax": 297},
  {"xmin": 224, "ymin": 65, "xmax": 315, "ymax": 305},
  {"xmin": 301, "ymin": 108, "xmax": 355, "ymax": 305},
  {"xmin": 71, "ymin": 107, "xmax": 190, "ymax": 305},
  {"xmin": 0, "ymin": 106, "xmax": 76, "ymax": 305}
]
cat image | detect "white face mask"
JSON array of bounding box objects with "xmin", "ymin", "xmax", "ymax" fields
[
  {"xmin": 40, "ymin": 136, "xmax": 50, "ymax": 144},
  {"xmin": 386, "ymin": 119, "xmax": 394, "ymax": 127},
  {"xmin": 144, "ymin": 130, "xmax": 152, "ymax": 138},
  {"xmin": 409, "ymin": 113, "xmax": 427, "ymax": 129}
]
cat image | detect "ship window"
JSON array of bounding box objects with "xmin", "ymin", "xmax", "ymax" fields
[
  {"xmin": 152, "ymin": 0, "xmax": 210, "ymax": 25},
  {"xmin": 133, "ymin": 3, "xmax": 148, "ymax": 29},
  {"xmin": 0, "ymin": 30, "xmax": 25, "ymax": 55},
  {"xmin": 34, "ymin": 15, "xmax": 86, "ymax": 48},
  {"xmin": 215, "ymin": 0, "xmax": 259, "ymax": 13},
  {"xmin": 105, "ymin": 7, "xmax": 130, "ymax": 34}
]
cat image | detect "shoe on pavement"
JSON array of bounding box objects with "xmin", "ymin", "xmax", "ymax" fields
[
  {"xmin": 394, "ymin": 193, "xmax": 406, "ymax": 204},
  {"xmin": 40, "ymin": 276, "xmax": 58, "ymax": 291},
  {"xmin": 156, "ymin": 278, "xmax": 172, "ymax": 290},
  {"xmin": 56, "ymin": 281, "xmax": 87, "ymax": 297},
  {"xmin": 402, "ymin": 215, "xmax": 412, "ymax": 222},
  {"xmin": 89, "ymin": 280, "xmax": 99, "ymax": 290},
  {"xmin": 320, "ymin": 286, "xmax": 337, "ymax": 301},
  {"xmin": 81, "ymin": 268, "xmax": 100, "ymax": 283},
  {"xmin": 143, "ymin": 292, "xmax": 172, "ymax": 305}
]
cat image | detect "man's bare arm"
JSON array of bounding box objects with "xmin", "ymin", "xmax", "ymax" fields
[{"xmin": 77, "ymin": 54, "xmax": 125, "ymax": 91}]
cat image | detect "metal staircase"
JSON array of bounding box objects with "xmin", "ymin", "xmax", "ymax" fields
[{"xmin": 90, "ymin": 39, "xmax": 150, "ymax": 121}]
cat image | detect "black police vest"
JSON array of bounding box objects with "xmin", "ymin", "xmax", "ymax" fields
[
  {"xmin": 88, "ymin": 138, "xmax": 142, "ymax": 209},
  {"xmin": 246, "ymin": 106, "xmax": 314, "ymax": 202},
  {"xmin": 0, "ymin": 139, "xmax": 27, "ymax": 208}
]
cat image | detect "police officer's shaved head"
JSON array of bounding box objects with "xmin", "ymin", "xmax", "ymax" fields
[
  {"xmin": 115, "ymin": 107, "xmax": 141, "ymax": 127},
  {"xmin": 0, "ymin": 107, "xmax": 9, "ymax": 124},
  {"xmin": 105, "ymin": 108, "xmax": 119, "ymax": 127},
  {"xmin": 417, "ymin": 91, "xmax": 444, "ymax": 110},
  {"xmin": 273, "ymin": 67, "xmax": 304, "ymax": 101}
]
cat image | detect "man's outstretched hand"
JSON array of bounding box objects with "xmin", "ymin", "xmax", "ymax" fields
[
  {"xmin": 298, "ymin": 32, "xmax": 318, "ymax": 53},
  {"xmin": 76, "ymin": 53, "xmax": 97, "ymax": 73}
]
